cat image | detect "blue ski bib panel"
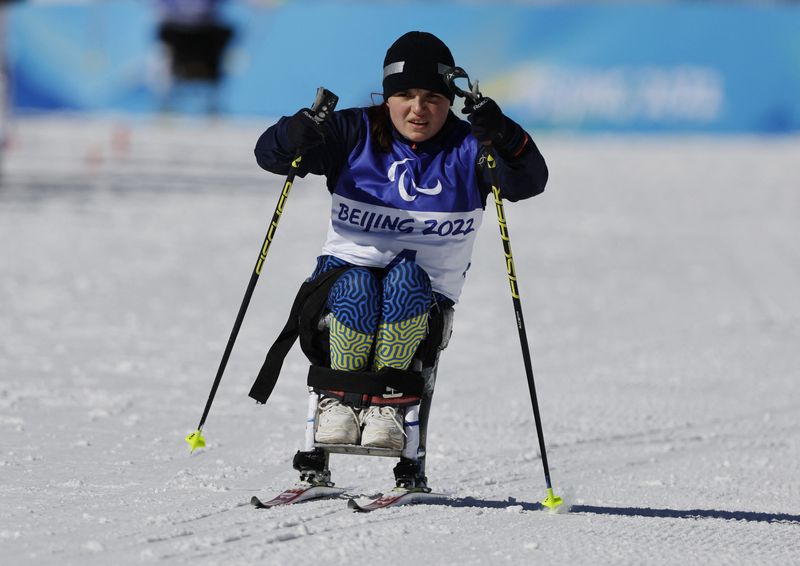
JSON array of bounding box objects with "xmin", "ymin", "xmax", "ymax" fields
[{"xmin": 321, "ymin": 111, "xmax": 485, "ymax": 302}]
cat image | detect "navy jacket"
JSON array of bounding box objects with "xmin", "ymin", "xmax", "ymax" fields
[{"xmin": 254, "ymin": 108, "xmax": 548, "ymax": 205}]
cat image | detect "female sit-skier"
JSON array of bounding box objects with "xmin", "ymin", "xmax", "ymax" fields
[{"xmin": 250, "ymin": 31, "xmax": 548, "ymax": 489}]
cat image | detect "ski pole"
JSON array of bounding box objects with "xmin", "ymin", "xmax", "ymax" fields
[
  {"xmin": 444, "ymin": 67, "xmax": 563, "ymax": 509},
  {"xmin": 484, "ymin": 150, "xmax": 562, "ymax": 509},
  {"xmin": 185, "ymin": 87, "xmax": 339, "ymax": 453}
]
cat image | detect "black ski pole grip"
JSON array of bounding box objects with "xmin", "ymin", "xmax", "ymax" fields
[
  {"xmin": 443, "ymin": 66, "xmax": 481, "ymax": 103},
  {"xmin": 310, "ymin": 87, "xmax": 339, "ymax": 124}
]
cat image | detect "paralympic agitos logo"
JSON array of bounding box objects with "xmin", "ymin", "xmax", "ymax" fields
[{"xmin": 387, "ymin": 158, "xmax": 442, "ymax": 202}]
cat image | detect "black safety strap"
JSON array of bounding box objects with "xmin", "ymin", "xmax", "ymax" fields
[
  {"xmin": 307, "ymin": 365, "xmax": 424, "ymax": 397},
  {"xmin": 248, "ymin": 267, "xmax": 349, "ymax": 404}
]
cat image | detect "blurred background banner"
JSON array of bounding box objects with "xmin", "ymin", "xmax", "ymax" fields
[{"xmin": 5, "ymin": 0, "xmax": 800, "ymax": 133}]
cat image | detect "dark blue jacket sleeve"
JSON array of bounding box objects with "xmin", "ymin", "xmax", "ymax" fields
[
  {"xmin": 478, "ymin": 118, "xmax": 548, "ymax": 203},
  {"xmin": 254, "ymin": 108, "xmax": 364, "ymax": 192}
]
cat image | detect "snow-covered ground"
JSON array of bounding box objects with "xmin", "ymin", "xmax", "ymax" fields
[{"xmin": 1, "ymin": 115, "xmax": 798, "ymax": 565}]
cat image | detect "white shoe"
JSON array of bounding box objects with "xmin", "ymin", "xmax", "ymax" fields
[
  {"xmin": 315, "ymin": 398, "xmax": 361, "ymax": 445},
  {"xmin": 361, "ymin": 406, "xmax": 405, "ymax": 450}
]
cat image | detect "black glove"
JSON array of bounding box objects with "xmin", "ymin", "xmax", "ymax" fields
[
  {"xmin": 462, "ymin": 97, "xmax": 513, "ymax": 146},
  {"xmin": 285, "ymin": 108, "xmax": 326, "ymax": 154}
]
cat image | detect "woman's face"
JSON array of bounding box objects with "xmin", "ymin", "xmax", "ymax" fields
[{"xmin": 386, "ymin": 89, "xmax": 451, "ymax": 143}]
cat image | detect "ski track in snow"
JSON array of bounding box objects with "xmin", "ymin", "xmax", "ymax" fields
[{"xmin": 1, "ymin": 116, "xmax": 799, "ymax": 565}]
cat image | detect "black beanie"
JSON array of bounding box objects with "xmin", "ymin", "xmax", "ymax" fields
[{"xmin": 382, "ymin": 31, "xmax": 455, "ymax": 102}]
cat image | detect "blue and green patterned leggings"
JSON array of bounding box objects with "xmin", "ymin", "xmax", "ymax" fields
[{"xmin": 311, "ymin": 255, "xmax": 432, "ymax": 372}]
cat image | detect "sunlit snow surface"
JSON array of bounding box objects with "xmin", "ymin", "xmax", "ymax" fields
[{"xmin": 1, "ymin": 116, "xmax": 799, "ymax": 564}]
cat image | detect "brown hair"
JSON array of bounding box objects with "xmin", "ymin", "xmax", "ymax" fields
[{"xmin": 367, "ymin": 103, "xmax": 393, "ymax": 153}]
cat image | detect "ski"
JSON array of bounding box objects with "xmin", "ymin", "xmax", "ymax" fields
[
  {"xmin": 347, "ymin": 488, "xmax": 444, "ymax": 513},
  {"xmin": 250, "ymin": 484, "xmax": 346, "ymax": 508}
]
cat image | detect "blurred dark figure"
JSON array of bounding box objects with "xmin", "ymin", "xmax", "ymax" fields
[{"xmin": 156, "ymin": 0, "xmax": 234, "ymax": 115}]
